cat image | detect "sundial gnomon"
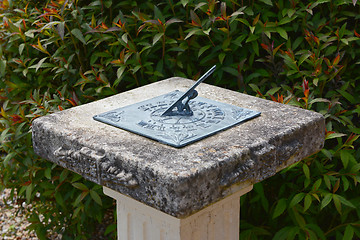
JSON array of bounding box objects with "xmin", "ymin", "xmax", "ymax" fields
[{"xmin": 93, "ymin": 66, "xmax": 261, "ymax": 147}]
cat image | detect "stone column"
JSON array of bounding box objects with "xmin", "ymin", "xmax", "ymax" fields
[{"xmin": 104, "ymin": 184, "xmax": 253, "ymax": 240}]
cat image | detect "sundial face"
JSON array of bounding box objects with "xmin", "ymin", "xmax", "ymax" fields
[{"xmin": 93, "ymin": 90, "xmax": 261, "ymax": 148}]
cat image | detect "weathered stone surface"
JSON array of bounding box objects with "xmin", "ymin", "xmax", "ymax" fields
[{"xmin": 32, "ymin": 77, "xmax": 325, "ymax": 218}]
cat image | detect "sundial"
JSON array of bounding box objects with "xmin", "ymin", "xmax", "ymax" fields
[{"xmin": 93, "ymin": 66, "xmax": 261, "ymax": 147}]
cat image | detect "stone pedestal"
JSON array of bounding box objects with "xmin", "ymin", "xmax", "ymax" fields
[
  {"xmin": 104, "ymin": 184, "xmax": 253, "ymax": 240},
  {"xmin": 32, "ymin": 77, "xmax": 325, "ymax": 239}
]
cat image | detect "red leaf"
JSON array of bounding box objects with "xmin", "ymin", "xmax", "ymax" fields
[
  {"xmin": 261, "ymin": 43, "xmax": 269, "ymax": 51},
  {"xmin": 21, "ymin": 181, "xmax": 32, "ymax": 186},
  {"xmin": 302, "ymin": 78, "xmax": 309, "ymax": 98},
  {"xmin": 333, "ymin": 179, "xmax": 340, "ymax": 193},
  {"xmin": 190, "ymin": 10, "xmax": 201, "ymax": 27},
  {"xmin": 278, "ymin": 94, "xmax": 284, "ymax": 104},
  {"xmin": 256, "ymin": 90, "xmax": 264, "ymax": 97},
  {"xmin": 269, "ymin": 94, "xmax": 277, "ymax": 102},
  {"xmin": 355, "ymin": 29, "xmax": 360, "ymax": 37},
  {"xmin": 253, "ymin": 14, "xmax": 260, "ymax": 26},
  {"xmin": 10, "ymin": 114, "xmax": 23, "ymax": 124},
  {"xmin": 333, "ymin": 54, "xmax": 340, "ymax": 66},
  {"xmin": 22, "ymin": 19, "xmax": 26, "ymax": 30},
  {"xmin": 66, "ymin": 98, "xmax": 77, "ymax": 107},
  {"xmin": 100, "ymin": 22, "xmax": 108, "ymax": 30}
]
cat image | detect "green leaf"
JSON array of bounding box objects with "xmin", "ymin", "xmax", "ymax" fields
[
  {"xmin": 259, "ymin": 0, "xmax": 273, "ymax": 6},
  {"xmin": 57, "ymin": 21, "xmax": 65, "ymax": 40},
  {"xmin": 154, "ymin": 5, "xmax": 165, "ymax": 22},
  {"xmin": 55, "ymin": 192, "xmax": 65, "ymax": 208},
  {"xmin": 71, "ymin": 28, "xmax": 87, "ymax": 45},
  {"xmin": 342, "ymin": 176, "xmax": 350, "ymax": 191},
  {"xmin": 323, "ymin": 175, "xmax": 331, "ymax": 190},
  {"xmin": 104, "ymin": 0, "xmax": 112, "ymax": 8},
  {"xmin": 266, "ymin": 87, "xmax": 281, "ymax": 96},
  {"xmin": 25, "ymin": 30, "xmax": 35, "ymax": 38},
  {"xmin": 291, "ymin": 208, "xmax": 306, "ymax": 227},
  {"xmin": 325, "ymin": 132, "xmax": 346, "ymax": 140},
  {"xmin": 254, "ymin": 183, "xmax": 269, "ymax": 212},
  {"xmin": 203, "ymin": 28, "xmax": 211, "ymax": 36},
  {"xmin": 287, "ymin": 9, "xmax": 296, "ymax": 18},
  {"xmin": 72, "ymin": 206, "xmax": 82, "ymax": 219},
  {"xmin": 236, "ymin": 18, "xmax": 250, "ymax": 27},
  {"xmin": 249, "ymin": 83, "xmax": 261, "ymax": 93},
  {"xmin": 198, "ymin": 45, "xmax": 211, "ymax": 57},
  {"xmin": 299, "ymin": 51, "xmax": 312, "ymax": 66},
  {"xmin": 184, "ymin": 28, "xmax": 203, "ymax": 40},
  {"xmin": 273, "ymin": 198, "xmax": 287, "ymax": 219},
  {"xmin": 59, "ymin": 169, "xmax": 69, "ymax": 182},
  {"xmin": 153, "ymin": 33, "xmax": 164, "ymax": 45},
  {"xmin": 246, "ymin": 34, "xmax": 259, "ymax": 43},
  {"xmin": 180, "ymin": 0, "xmax": 189, "ymax": 7},
  {"xmin": 350, "ymin": 163, "xmax": 360, "ymax": 173},
  {"xmin": 121, "ymin": 33, "xmax": 128, "ymax": 44},
  {"xmin": 26, "ymin": 183, "xmax": 33, "ymax": 203},
  {"xmin": 343, "ymin": 225, "xmax": 354, "ymax": 240},
  {"xmin": 276, "ymin": 27, "xmax": 288, "ymax": 40},
  {"xmin": 332, "ymin": 194, "xmax": 342, "ymax": 214},
  {"xmin": 231, "ymin": 7, "xmax": 246, "ymax": 17},
  {"xmin": 339, "ymin": 22, "xmax": 347, "ymax": 39},
  {"xmin": 72, "ymin": 182, "xmax": 89, "ymax": 191},
  {"xmin": 338, "ymin": 195, "xmax": 355, "ymax": 208},
  {"xmin": 222, "ymin": 67, "xmax": 239, "ymax": 77},
  {"xmin": 312, "ymin": 179, "xmax": 322, "ymax": 191},
  {"xmin": 166, "ymin": 18, "xmax": 183, "ymax": 25},
  {"xmin": 73, "ymin": 191, "xmax": 88, "ymax": 207},
  {"xmin": 219, "ymin": 52, "xmax": 226, "ymax": 64},
  {"xmin": 307, "ymin": 224, "xmax": 326, "ymax": 240},
  {"xmin": 194, "ymin": 3, "xmax": 207, "ymax": 11},
  {"xmin": 337, "ymin": 89, "xmax": 356, "ymax": 104},
  {"xmin": 0, "ymin": 59, "xmax": 6, "ymax": 77},
  {"xmin": 313, "ymin": 78, "xmax": 319, "ymax": 86},
  {"xmin": 308, "ymin": 98, "xmax": 330, "ymax": 105},
  {"xmin": 273, "ymin": 227, "xmax": 295, "ymax": 240},
  {"xmin": 19, "ymin": 43, "xmax": 25, "ymax": 55},
  {"xmin": 340, "ymin": 150, "xmax": 352, "ymax": 169},
  {"xmin": 116, "ymin": 66, "xmax": 126, "ymax": 80},
  {"xmin": 293, "ymin": 37, "xmax": 303, "ymax": 50},
  {"xmin": 303, "ymin": 164, "xmax": 310, "ymax": 179},
  {"xmin": 71, "ymin": 173, "xmax": 83, "ymax": 183},
  {"xmin": 3, "ymin": 152, "xmax": 16, "ymax": 166},
  {"xmin": 35, "ymin": 57, "xmax": 47, "ymax": 72},
  {"xmin": 252, "ymin": 41, "xmax": 259, "ymax": 56},
  {"xmin": 341, "ymin": 38, "xmax": 349, "ymax": 45},
  {"xmin": 304, "ymin": 195, "xmax": 312, "ymax": 211},
  {"xmin": 105, "ymin": 224, "xmax": 117, "ymax": 236},
  {"xmin": 278, "ymin": 16, "xmax": 294, "ymax": 25},
  {"xmin": 90, "ymin": 190, "xmax": 102, "ymax": 206},
  {"xmin": 44, "ymin": 168, "xmax": 51, "ymax": 180},
  {"xmin": 289, "ymin": 193, "xmax": 305, "ymax": 207}
]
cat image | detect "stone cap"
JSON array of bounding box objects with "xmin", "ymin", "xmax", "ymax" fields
[{"xmin": 32, "ymin": 78, "xmax": 325, "ymax": 218}]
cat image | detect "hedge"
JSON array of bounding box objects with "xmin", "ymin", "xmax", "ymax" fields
[{"xmin": 0, "ymin": 0, "xmax": 359, "ymax": 239}]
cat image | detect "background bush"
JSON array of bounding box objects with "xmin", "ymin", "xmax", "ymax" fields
[{"xmin": 0, "ymin": 0, "xmax": 359, "ymax": 239}]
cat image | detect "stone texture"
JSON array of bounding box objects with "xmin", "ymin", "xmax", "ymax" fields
[
  {"xmin": 32, "ymin": 77, "xmax": 325, "ymax": 218},
  {"xmin": 104, "ymin": 185, "xmax": 253, "ymax": 240}
]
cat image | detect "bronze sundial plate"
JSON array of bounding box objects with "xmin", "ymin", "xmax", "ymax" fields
[{"xmin": 93, "ymin": 90, "xmax": 261, "ymax": 147}]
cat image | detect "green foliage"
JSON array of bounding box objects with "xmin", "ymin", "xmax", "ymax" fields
[{"xmin": 0, "ymin": 0, "xmax": 359, "ymax": 239}]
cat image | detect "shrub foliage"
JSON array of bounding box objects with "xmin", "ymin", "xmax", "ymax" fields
[{"xmin": 0, "ymin": 0, "xmax": 359, "ymax": 239}]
